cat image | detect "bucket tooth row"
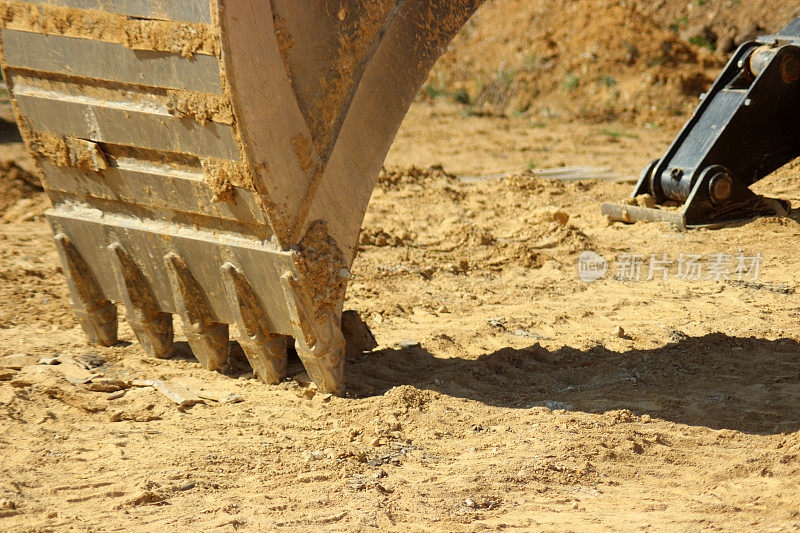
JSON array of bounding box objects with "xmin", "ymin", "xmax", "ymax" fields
[
  {"xmin": 49, "ymin": 227, "xmax": 344, "ymax": 390},
  {"xmin": 1, "ymin": 0, "xmax": 484, "ymax": 394}
]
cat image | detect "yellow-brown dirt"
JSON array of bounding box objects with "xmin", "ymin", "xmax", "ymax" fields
[
  {"xmin": 2, "ymin": 1, "xmax": 800, "ymax": 530},
  {"xmin": 166, "ymin": 91, "xmax": 234, "ymax": 125},
  {"xmin": 429, "ymin": 0, "xmax": 800, "ymax": 125},
  {"xmin": 201, "ymin": 158, "xmax": 253, "ymax": 202}
]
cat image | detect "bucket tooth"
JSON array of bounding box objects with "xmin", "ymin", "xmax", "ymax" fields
[
  {"xmin": 244, "ymin": 332, "xmax": 288, "ymax": 386},
  {"xmin": 53, "ymin": 233, "xmax": 118, "ymax": 346},
  {"xmin": 164, "ymin": 253, "xmax": 230, "ymax": 371},
  {"xmin": 221, "ymin": 263, "xmax": 288, "ymax": 384},
  {"xmin": 108, "ymin": 242, "xmax": 174, "ymax": 358},
  {"xmin": 281, "ymin": 273, "xmax": 345, "ymax": 395}
]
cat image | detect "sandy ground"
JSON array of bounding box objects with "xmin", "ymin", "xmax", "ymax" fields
[{"xmin": 1, "ymin": 97, "xmax": 800, "ymax": 531}]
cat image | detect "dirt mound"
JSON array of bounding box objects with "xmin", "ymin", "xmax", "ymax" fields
[
  {"xmin": 0, "ymin": 161, "xmax": 41, "ymax": 213},
  {"xmin": 428, "ymin": 0, "xmax": 800, "ymax": 125},
  {"xmin": 377, "ymin": 164, "xmax": 457, "ymax": 192}
]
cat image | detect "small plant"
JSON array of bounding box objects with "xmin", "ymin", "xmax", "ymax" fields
[
  {"xmin": 689, "ymin": 35, "xmax": 716, "ymax": 52},
  {"xmin": 669, "ymin": 16, "xmax": 689, "ymax": 33},
  {"xmin": 598, "ymin": 75, "xmax": 617, "ymax": 88},
  {"xmin": 422, "ymin": 84, "xmax": 447, "ymax": 98},
  {"xmin": 452, "ymin": 88, "xmax": 471, "ymax": 105},
  {"xmin": 563, "ymin": 73, "xmax": 580, "ymax": 92},
  {"xmin": 598, "ymin": 128, "xmax": 639, "ymax": 140},
  {"xmin": 523, "ymin": 54, "xmax": 541, "ymax": 72}
]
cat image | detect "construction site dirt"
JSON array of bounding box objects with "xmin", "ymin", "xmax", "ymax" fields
[{"xmin": 1, "ymin": 0, "xmax": 800, "ymax": 530}]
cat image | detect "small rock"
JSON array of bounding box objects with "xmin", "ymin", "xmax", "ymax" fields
[
  {"xmin": 606, "ymin": 409, "xmax": 634, "ymax": 424},
  {"xmin": 75, "ymin": 354, "xmax": 106, "ymax": 369},
  {"xmin": 222, "ymin": 393, "xmax": 244, "ymax": 404},
  {"xmin": 0, "ymin": 498, "xmax": 17, "ymax": 510},
  {"xmin": 307, "ymin": 450, "xmax": 326, "ymax": 462},
  {"xmin": 127, "ymin": 491, "xmax": 165, "ymax": 506},
  {"xmin": 178, "ymin": 482, "xmax": 195, "ymax": 492},
  {"xmin": 107, "ymin": 390, "xmax": 126, "ymax": 400},
  {"xmin": 487, "ymin": 318, "xmax": 506, "ymax": 329},
  {"xmin": 540, "ymin": 400, "xmax": 572, "ymax": 411},
  {"xmin": 1, "ymin": 354, "xmax": 37, "ymax": 370},
  {"xmin": 0, "ymin": 388, "xmax": 15, "ymax": 405},
  {"xmin": 534, "ymin": 206, "xmax": 570, "ymax": 226},
  {"xmin": 464, "ymin": 498, "xmax": 477, "ymax": 509},
  {"xmin": 0, "ymin": 369, "xmax": 15, "ymax": 382},
  {"xmin": 350, "ymin": 479, "xmax": 367, "ymax": 491},
  {"xmin": 513, "ymin": 329, "xmax": 548, "ymax": 340},
  {"xmin": 398, "ymin": 339, "xmax": 420, "ymax": 350},
  {"xmin": 38, "ymin": 357, "xmax": 61, "ymax": 366},
  {"xmin": 641, "ymin": 414, "xmax": 652, "ymax": 424},
  {"xmin": 419, "ymin": 267, "xmax": 436, "ymax": 280},
  {"xmin": 612, "ymin": 325, "xmax": 630, "ymax": 339},
  {"xmin": 298, "ymin": 472, "xmax": 331, "ymax": 483},
  {"xmin": 370, "ymin": 437, "xmax": 382, "ymax": 447},
  {"xmin": 371, "ymin": 469, "xmax": 387, "ymax": 480},
  {"xmin": 634, "ymin": 194, "xmax": 657, "ymax": 209},
  {"xmin": 477, "ymin": 231, "xmax": 495, "ymax": 245},
  {"xmin": 87, "ymin": 378, "xmax": 129, "ymax": 393},
  {"xmin": 37, "ymin": 411, "xmax": 57, "ymax": 424},
  {"xmin": 132, "ymin": 379, "xmax": 203, "ymax": 408},
  {"xmin": 663, "ymin": 326, "xmax": 689, "ymax": 343},
  {"xmin": 54, "ymin": 362, "xmax": 97, "ymax": 385},
  {"xmin": 372, "ymin": 482, "xmax": 393, "ymax": 494},
  {"xmin": 10, "ymin": 365, "xmax": 60, "ymax": 388}
]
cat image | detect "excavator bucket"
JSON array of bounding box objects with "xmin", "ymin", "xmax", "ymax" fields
[{"xmin": 0, "ymin": 1, "xmax": 481, "ymax": 393}]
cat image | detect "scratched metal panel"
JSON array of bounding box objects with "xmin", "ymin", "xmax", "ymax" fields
[
  {"xmin": 16, "ymin": 93, "xmax": 240, "ymax": 161},
  {"xmin": 19, "ymin": 0, "xmax": 212, "ymax": 24},
  {"xmin": 47, "ymin": 208, "xmax": 296, "ymax": 332},
  {"xmin": 41, "ymin": 161, "xmax": 268, "ymax": 226},
  {"xmin": 2, "ymin": 29, "xmax": 222, "ymax": 93}
]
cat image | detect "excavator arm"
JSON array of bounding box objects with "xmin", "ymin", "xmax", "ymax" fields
[{"xmin": 603, "ymin": 17, "xmax": 800, "ymax": 227}]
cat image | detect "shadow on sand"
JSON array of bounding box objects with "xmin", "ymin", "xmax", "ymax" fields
[{"xmin": 344, "ymin": 333, "xmax": 800, "ymax": 436}]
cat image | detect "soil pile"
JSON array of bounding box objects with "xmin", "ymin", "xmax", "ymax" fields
[
  {"xmin": 429, "ymin": 0, "xmax": 800, "ymax": 124},
  {"xmin": 0, "ymin": 160, "xmax": 41, "ymax": 213}
]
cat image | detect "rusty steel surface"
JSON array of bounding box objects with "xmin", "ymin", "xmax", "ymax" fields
[{"xmin": 0, "ymin": 0, "xmax": 482, "ymax": 393}]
